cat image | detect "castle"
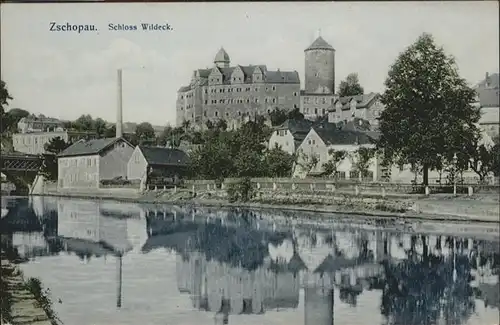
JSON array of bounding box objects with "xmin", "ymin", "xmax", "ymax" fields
[{"xmin": 176, "ymin": 36, "xmax": 380, "ymax": 129}]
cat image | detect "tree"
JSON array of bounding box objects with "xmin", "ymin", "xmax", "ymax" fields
[
  {"xmin": 93, "ymin": 118, "xmax": 108, "ymax": 138},
  {"xmin": 41, "ymin": 137, "xmax": 71, "ymax": 181},
  {"xmin": 322, "ymin": 149, "xmax": 347, "ymax": 177},
  {"xmin": 287, "ymin": 107, "xmax": 304, "ymax": 121},
  {"xmin": 338, "ymin": 73, "xmax": 364, "ymax": 97},
  {"xmin": 265, "ymin": 145, "xmax": 296, "ymax": 177},
  {"xmin": 269, "ymin": 108, "xmax": 288, "ymax": 126},
  {"xmin": 135, "ymin": 122, "xmax": 156, "ymax": 145},
  {"xmin": 377, "ymin": 33, "xmax": 479, "ymax": 185},
  {"xmin": 296, "ymin": 150, "xmax": 319, "ymax": 175},
  {"xmin": 0, "ymin": 80, "xmax": 13, "ymax": 112},
  {"xmin": 352, "ymin": 147, "xmax": 376, "ymax": 180}
]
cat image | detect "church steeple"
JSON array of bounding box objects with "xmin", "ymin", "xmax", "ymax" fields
[{"xmin": 214, "ymin": 47, "xmax": 230, "ymax": 68}]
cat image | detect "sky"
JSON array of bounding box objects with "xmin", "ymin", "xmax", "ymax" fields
[{"xmin": 1, "ymin": 2, "xmax": 499, "ymax": 127}]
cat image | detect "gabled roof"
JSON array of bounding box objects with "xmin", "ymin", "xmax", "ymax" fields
[
  {"xmin": 305, "ymin": 36, "xmax": 334, "ymax": 51},
  {"xmin": 477, "ymin": 72, "xmax": 499, "ymax": 89},
  {"xmin": 58, "ymin": 137, "xmax": 132, "ymax": 157},
  {"xmin": 313, "ymin": 127, "xmax": 376, "ymax": 146},
  {"xmin": 178, "ymin": 65, "xmax": 298, "ymax": 91},
  {"xmin": 333, "ymin": 92, "xmax": 380, "ymax": 111},
  {"xmin": 138, "ymin": 146, "xmax": 190, "ymax": 166}
]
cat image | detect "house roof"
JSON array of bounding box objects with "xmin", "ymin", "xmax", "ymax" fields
[
  {"xmin": 305, "ymin": 36, "xmax": 335, "ymax": 51},
  {"xmin": 313, "ymin": 127, "xmax": 376, "ymax": 146},
  {"xmin": 139, "ymin": 146, "xmax": 190, "ymax": 166},
  {"xmin": 477, "ymin": 72, "xmax": 499, "ymax": 89},
  {"xmin": 58, "ymin": 137, "xmax": 131, "ymax": 157},
  {"xmin": 331, "ymin": 92, "xmax": 380, "ymax": 111}
]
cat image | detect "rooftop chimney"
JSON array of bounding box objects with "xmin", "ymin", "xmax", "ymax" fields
[{"xmin": 116, "ymin": 69, "xmax": 123, "ymax": 139}]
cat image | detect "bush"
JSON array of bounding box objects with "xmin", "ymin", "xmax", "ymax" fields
[{"xmin": 227, "ymin": 177, "xmax": 255, "ymax": 203}]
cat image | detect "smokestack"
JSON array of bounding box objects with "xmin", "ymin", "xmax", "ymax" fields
[{"xmin": 116, "ymin": 69, "xmax": 123, "ymax": 139}]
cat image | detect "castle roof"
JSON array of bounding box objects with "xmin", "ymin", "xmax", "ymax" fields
[
  {"xmin": 332, "ymin": 92, "xmax": 380, "ymax": 111},
  {"xmin": 214, "ymin": 47, "xmax": 230, "ymax": 63},
  {"xmin": 178, "ymin": 65, "xmax": 299, "ymax": 92},
  {"xmin": 305, "ymin": 36, "xmax": 335, "ymax": 51}
]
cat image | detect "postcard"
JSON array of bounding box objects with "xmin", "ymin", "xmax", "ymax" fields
[{"xmin": 0, "ymin": 2, "xmax": 499, "ymax": 325}]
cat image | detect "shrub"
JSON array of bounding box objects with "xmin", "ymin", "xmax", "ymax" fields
[{"xmin": 227, "ymin": 177, "xmax": 255, "ymax": 203}]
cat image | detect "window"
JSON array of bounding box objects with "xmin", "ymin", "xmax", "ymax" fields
[
  {"xmin": 322, "ymin": 98, "xmax": 326, "ymax": 104},
  {"xmin": 312, "ymin": 140, "xmax": 316, "ymax": 145},
  {"xmin": 294, "ymin": 104, "xmax": 298, "ymax": 109},
  {"xmin": 308, "ymin": 140, "xmax": 311, "ymax": 145},
  {"xmin": 254, "ymin": 88, "xmax": 258, "ymax": 92},
  {"xmin": 204, "ymin": 100, "xmax": 208, "ymax": 104},
  {"xmin": 350, "ymin": 171, "xmax": 359, "ymax": 179},
  {"xmin": 180, "ymin": 95, "xmax": 184, "ymax": 99},
  {"xmin": 322, "ymin": 108, "xmax": 326, "ymax": 115},
  {"xmin": 293, "ymin": 92, "xmax": 298, "ymax": 96},
  {"xmin": 246, "ymin": 98, "xmax": 250, "ymax": 103},
  {"xmin": 272, "ymin": 98, "xmax": 276, "ymax": 103},
  {"xmin": 214, "ymin": 111, "xmax": 219, "ymax": 117},
  {"xmin": 315, "ymin": 108, "xmax": 318, "ymax": 114},
  {"xmin": 255, "ymin": 98, "xmax": 259, "ymax": 103},
  {"xmin": 272, "ymin": 86, "xmax": 276, "ymax": 91}
]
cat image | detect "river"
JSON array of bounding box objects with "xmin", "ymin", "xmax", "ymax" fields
[{"xmin": 1, "ymin": 196, "xmax": 499, "ymax": 325}]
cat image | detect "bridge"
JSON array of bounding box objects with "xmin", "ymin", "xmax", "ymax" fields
[{"xmin": 1, "ymin": 151, "xmax": 44, "ymax": 194}]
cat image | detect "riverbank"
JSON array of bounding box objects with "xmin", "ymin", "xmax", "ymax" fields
[
  {"xmin": 39, "ymin": 187, "xmax": 500, "ymax": 224},
  {"xmin": 1, "ymin": 249, "xmax": 59, "ymax": 325}
]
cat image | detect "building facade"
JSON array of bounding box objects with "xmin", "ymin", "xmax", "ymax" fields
[
  {"xmin": 293, "ymin": 126, "xmax": 380, "ymax": 179},
  {"xmin": 17, "ymin": 116, "xmax": 65, "ymax": 133},
  {"xmin": 13, "ymin": 130, "xmax": 97, "ymax": 155},
  {"xmin": 57, "ymin": 137, "xmax": 134, "ymax": 189},
  {"xmin": 176, "ymin": 48, "xmax": 301, "ymax": 129},
  {"xmin": 127, "ymin": 146, "xmax": 190, "ymax": 185},
  {"xmin": 268, "ymin": 119, "xmax": 314, "ymax": 154}
]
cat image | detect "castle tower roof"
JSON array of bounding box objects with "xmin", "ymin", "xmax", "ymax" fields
[
  {"xmin": 305, "ymin": 36, "xmax": 335, "ymax": 51},
  {"xmin": 214, "ymin": 47, "xmax": 230, "ymax": 63}
]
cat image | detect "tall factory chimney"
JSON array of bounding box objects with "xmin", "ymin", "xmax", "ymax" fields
[{"xmin": 116, "ymin": 69, "xmax": 123, "ymax": 139}]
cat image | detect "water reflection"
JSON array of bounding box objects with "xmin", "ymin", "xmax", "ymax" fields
[{"xmin": 1, "ymin": 196, "xmax": 499, "ymax": 325}]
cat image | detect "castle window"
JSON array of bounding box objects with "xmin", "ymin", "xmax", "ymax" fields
[
  {"xmin": 315, "ymin": 108, "xmax": 318, "ymax": 114},
  {"xmin": 293, "ymin": 92, "xmax": 298, "ymax": 96},
  {"xmin": 238, "ymin": 111, "xmax": 241, "ymax": 116},
  {"xmin": 204, "ymin": 89, "xmax": 208, "ymax": 94},
  {"xmin": 226, "ymin": 112, "xmax": 229, "ymax": 117},
  {"xmin": 204, "ymin": 100, "xmax": 208, "ymax": 104},
  {"xmin": 294, "ymin": 104, "xmax": 298, "ymax": 109},
  {"xmin": 255, "ymin": 98, "xmax": 259, "ymax": 103},
  {"xmin": 204, "ymin": 111, "xmax": 207, "ymax": 117},
  {"xmin": 322, "ymin": 108, "xmax": 326, "ymax": 115},
  {"xmin": 272, "ymin": 98, "xmax": 276, "ymax": 104},
  {"xmin": 180, "ymin": 95, "xmax": 184, "ymax": 99},
  {"xmin": 220, "ymin": 89, "xmax": 223, "ymax": 93},
  {"xmin": 265, "ymin": 98, "xmax": 268, "ymax": 103},
  {"xmin": 272, "ymin": 86, "xmax": 276, "ymax": 91},
  {"xmin": 255, "ymin": 88, "xmax": 258, "ymax": 92},
  {"xmin": 214, "ymin": 111, "xmax": 219, "ymax": 117},
  {"xmin": 322, "ymin": 98, "xmax": 326, "ymax": 104},
  {"xmin": 246, "ymin": 87, "xmax": 250, "ymax": 92},
  {"xmin": 219, "ymin": 99, "xmax": 224, "ymax": 103},
  {"xmin": 246, "ymin": 98, "xmax": 250, "ymax": 103}
]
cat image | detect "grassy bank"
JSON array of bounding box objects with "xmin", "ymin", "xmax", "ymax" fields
[
  {"xmin": 1, "ymin": 246, "xmax": 61, "ymax": 325},
  {"xmin": 41, "ymin": 186, "xmax": 500, "ymax": 223}
]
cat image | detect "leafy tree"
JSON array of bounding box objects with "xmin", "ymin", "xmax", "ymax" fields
[
  {"xmin": 0, "ymin": 80, "xmax": 13, "ymax": 112},
  {"xmin": 41, "ymin": 137, "xmax": 71, "ymax": 181},
  {"xmin": 377, "ymin": 33, "xmax": 479, "ymax": 185},
  {"xmin": 265, "ymin": 144, "xmax": 296, "ymax": 177},
  {"xmin": 269, "ymin": 108, "xmax": 288, "ymax": 126},
  {"xmin": 93, "ymin": 118, "xmax": 108, "ymax": 138},
  {"xmin": 296, "ymin": 150, "xmax": 319, "ymax": 175},
  {"xmin": 135, "ymin": 122, "xmax": 156, "ymax": 145},
  {"xmin": 352, "ymin": 147, "xmax": 376, "ymax": 180},
  {"xmin": 338, "ymin": 73, "xmax": 364, "ymax": 97},
  {"xmin": 215, "ymin": 119, "xmax": 228, "ymax": 131},
  {"xmin": 287, "ymin": 107, "xmax": 304, "ymax": 121},
  {"xmin": 269, "ymin": 107, "xmax": 305, "ymax": 127},
  {"xmin": 322, "ymin": 149, "xmax": 347, "ymax": 177}
]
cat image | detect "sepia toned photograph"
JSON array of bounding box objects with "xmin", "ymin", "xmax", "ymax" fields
[{"xmin": 0, "ymin": 2, "xmax": 499, "ymax": 325}]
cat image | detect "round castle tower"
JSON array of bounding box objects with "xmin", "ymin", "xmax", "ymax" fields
[
  {"xmin": 214, "ymin": 48, "xmax": 230, "ymax": 68},
  {"xmin": 304, "ymin": 36, "xmax": 336, "ymax": 94}
]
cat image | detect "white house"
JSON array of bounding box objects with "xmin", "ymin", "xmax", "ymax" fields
[
  {"xmin": 293, "ymin": 125, "xmax": 381, "ymax": 179},
  {"xmin": 57, "ymin": 137, "xmax": 134, "ymax": 189},
  {"xmin": 267, "ymin": 119, "xmax": 314, "ymax": 154}
]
